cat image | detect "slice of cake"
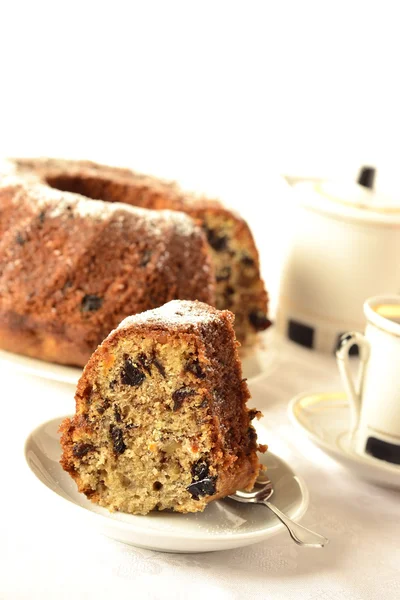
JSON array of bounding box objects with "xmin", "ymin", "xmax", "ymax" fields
[{"xmin": 59, "ymin": 300, "xmax": 264, "ymax": 515}]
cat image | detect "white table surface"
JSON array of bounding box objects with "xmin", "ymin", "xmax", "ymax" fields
[{"xmin": 1, "ymin": 335, "xmax": 399, "ymax": 600}]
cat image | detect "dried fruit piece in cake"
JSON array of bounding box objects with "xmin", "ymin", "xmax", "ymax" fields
[{"xmin": 59, "ymin": 300, "xmax": 264, "ymax": 515}]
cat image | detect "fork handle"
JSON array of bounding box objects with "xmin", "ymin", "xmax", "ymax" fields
[{"xmin": 262, "ymin": 500, "xmax": 329, "ymax": 548}]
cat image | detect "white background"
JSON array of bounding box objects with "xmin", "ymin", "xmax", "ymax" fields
[{"xmin": 1, "ymin": 0, "xmax": 400, "ymax": 186}]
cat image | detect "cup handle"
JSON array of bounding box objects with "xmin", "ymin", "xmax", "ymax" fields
[{"xmin": 336, "ymin": 332, "xmax": 370, "ymax": 433}]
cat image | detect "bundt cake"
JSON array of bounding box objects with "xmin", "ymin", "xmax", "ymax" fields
[
  {"xmin": 59, "ymin": 300, "xmax": 264, "ymax": 515},
  {"xmin": 0, "ymin": 157, "xmax": 269, "ymax": 367}
]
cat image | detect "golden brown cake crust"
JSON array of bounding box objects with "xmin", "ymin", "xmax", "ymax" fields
[
  {"xmin": 0, "ymin": 158, "xmax": 269, "ymax": 366},
  {"xmin": 60, "ymin": 300, "xmax": 263, "ymax": 514}
]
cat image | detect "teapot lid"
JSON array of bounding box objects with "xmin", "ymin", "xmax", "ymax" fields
[{"xmin": 294, "ymin": 180, "xmax": 400, "ymax": 225}]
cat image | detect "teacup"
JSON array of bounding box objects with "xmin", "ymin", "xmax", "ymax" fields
[{"xmin": 336, "ymin": 295, "xmax": 400, "ymax": 465}]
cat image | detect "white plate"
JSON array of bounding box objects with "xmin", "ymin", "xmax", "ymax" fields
[
  {"xmin": 24, "ymin": 417, "xmax": 309, "ymax": 553},
  {"xmin": 0, "ymin": 349, "xmax": 82, "ymax": 385},
  {"xmin": 1, "ymin": 328, "xmax": 276, "ymax": 387},
  {"xmin": 288, "ymin": 392, "xmax": 400, "ymax": 489}
]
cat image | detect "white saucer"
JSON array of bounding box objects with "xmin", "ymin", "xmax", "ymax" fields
[
  {"xmin": 1, "ymin": 328, "xmax": 275, "ymax": 387},
  {"xmin": 24, "ymin": 417, "xmax": 308, "ymax": 553},
  {"xmin": 288, "ymin": 392, "xmax": 400, "ymax": 489}
]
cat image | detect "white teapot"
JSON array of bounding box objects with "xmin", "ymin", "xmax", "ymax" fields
[{"xmin": 276, "ymin": 174, "xmax": 400, "ymax": 354}]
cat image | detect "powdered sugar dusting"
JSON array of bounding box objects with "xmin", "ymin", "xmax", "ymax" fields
[
  {"xmin": 112, "ymin": 205, "xmax": 198, "ymax": 239},
  {"xmin": 158, "ymin": 209, "xmax": 198, "ymax": 237},
  {"xmin": 1, "ymin": 174, "xmax": 202, "ymax": 235},
  {"xmin": 117, "ymin": 300, "xmax": 222, "ymax": 332}
]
